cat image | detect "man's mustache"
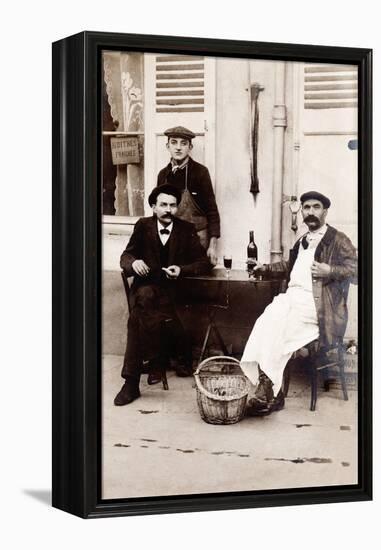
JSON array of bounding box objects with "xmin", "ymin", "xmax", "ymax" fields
[
  {"xmin": 160, "ymin": 213, "xmax": 174, "ymax": 220},
  {"xmin": 154, "ymin": 212, "xmax": 173, "ymax": 217},
  {"xmin": 304, "ymin": 215, "xmax": 319, "ymax": 223}
]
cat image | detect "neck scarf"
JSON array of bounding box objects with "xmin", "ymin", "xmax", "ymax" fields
[{"xmin": 171, "ymin": 157, "xmax": 189, "ymax": 174}]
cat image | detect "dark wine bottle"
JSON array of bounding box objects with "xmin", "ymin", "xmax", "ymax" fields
[{"xmin": 247, "ymin": 230, "xmax": 258, "ymax": 275}]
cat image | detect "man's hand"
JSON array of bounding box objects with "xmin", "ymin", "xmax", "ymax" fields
[
  {"xmin": 162, "ymin": 265, "xmax": 181, "ymax": 279},
  {"xmin": 247, "ymin": 260, "xmax": 265, "ymax": 272},
  {"xmin": 206, "ymin": 237, "xmax": 218, "ymax": 266},
  {"xmin": 132, "ymin": 259, "xmax": 150, "ymax": 276},
  {"xmin": 311, "ymin": 261, "xmax": 331, "ymax": 278}
]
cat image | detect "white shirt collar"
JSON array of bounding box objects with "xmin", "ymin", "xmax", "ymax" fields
[
  {"xmin": 157, "ymin": 220, "xmax": 173, "ymax": 233},
  {"xmin": 157, "ymin": 220, "xmax": 173, "ymax": 244},
  {"xmin": 308, "ymin": 223, "xmax": 327, "ymax": 239},
  {"xmin": 299, "ymin": 224, "xmax": 327, "ymax": 250}
]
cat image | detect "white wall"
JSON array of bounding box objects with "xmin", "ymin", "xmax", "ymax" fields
[
  {"xmin": 216, "ymin": 58, "xmax": 276, "ymax": 266},
  {"xmin": 2, "ymin": 1, "xmax": 379, "ymax": 550}
]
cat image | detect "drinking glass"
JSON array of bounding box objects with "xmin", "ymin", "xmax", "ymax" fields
[{"xmin": 223, "ymin": 254, "xmax": 232, "ymax": 277}]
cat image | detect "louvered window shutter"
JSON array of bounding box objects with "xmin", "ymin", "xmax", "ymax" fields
[
  {"xmin": 304, "ymin": 64, "xmax": 358, "ymax": 109},
  {"xmin": 155, "ymin": 55, "xmax": 205, "ymax": 113}
]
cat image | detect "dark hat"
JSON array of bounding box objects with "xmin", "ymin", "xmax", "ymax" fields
[
  {"xmin": 148, "ymin": 183, "xmax": 182, "ymax": 206},
  {"xmin": 300, "ymin": 190, "xmax": 331, "ymax": 209},
  {"xmin": 164, "ymin": 126, "xmax": 196, "ymax": 140}
]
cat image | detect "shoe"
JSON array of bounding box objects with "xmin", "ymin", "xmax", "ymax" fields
[
  {"xmin": 247, "ymin": 390, "xmax": 285, "ymax": 416},
  {"xmin": 252, "ymin": 371, "xmax": 274, "ymax": 405},
  {"xmin": 246, "ymin": 370, "xmax": 283, "ymax": 416},
  {"xmin": 114, "ymin": 378, "xmax": 140, "ymax": 406},
  {"xmin": 174, "ymin": 352, "xmax": 193, "ymax": 377},
  {"xmin": 175, "ymin": 363, "xmax": 193, "ymax": 377},
  {"xmin": 147, "ymin": 370, "xmax": 162, "ymax": 385},
  {"xmin": 246, "ymin": 398, "xmax": 271, "ymax": 416},
  {"xmin": 146, "ymin": 357, "xmax": 168, "ymax": 385},
  {"xmin": 270, "ymin": 390, "xmax": 285, "ymax": 412}
]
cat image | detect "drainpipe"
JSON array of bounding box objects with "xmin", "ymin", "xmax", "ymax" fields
[{"xmin": 271, "ymin": 62, "xmax": 287, "ymax": 263}]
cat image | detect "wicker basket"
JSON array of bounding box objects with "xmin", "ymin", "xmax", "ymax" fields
[{"xmin": 194, "ymin": 356, "xmax": 249, "ymax": 425}]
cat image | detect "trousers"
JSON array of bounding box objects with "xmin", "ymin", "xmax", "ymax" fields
[{"xmin": 122, "ymin": 284, "xmax": 191, "ymax": 379}]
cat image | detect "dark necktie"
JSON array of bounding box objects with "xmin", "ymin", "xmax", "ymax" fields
[
  {"xmin": 160, "ymin": 228, "xmax": 170, "ymax": 235},
  {"xmin": 301, "ymin": 235, "xmax": 309, "ymax": 249}
]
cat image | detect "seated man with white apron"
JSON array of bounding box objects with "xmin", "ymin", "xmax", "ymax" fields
[
  {"xmin": 157, "ymin": 126, "xmax": 220, "ymax": 265},
  {"xmin": 240, "ymin": 191, "xmax": 357, "ymax": 415}
]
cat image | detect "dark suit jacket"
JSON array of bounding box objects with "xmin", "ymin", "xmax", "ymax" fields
[{"xmin": 120, "ymin": 216, "xmax": 212, "ymax": 303}]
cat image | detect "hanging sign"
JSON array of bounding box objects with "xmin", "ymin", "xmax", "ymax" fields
[{"xmin": 110, "ymin": 136, "xmax": 140, "ymax": 165}]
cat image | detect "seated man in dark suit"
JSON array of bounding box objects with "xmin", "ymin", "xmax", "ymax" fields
[{"xmin": 114, "ymin": 183, "xmax": 212, "ymax": 406}]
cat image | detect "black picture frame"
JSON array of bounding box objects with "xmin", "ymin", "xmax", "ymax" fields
[{"xmin": 52, "ymin": 31, "xmax": 372, "ymax": 519}]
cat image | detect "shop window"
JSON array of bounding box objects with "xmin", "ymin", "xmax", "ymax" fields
[{"xmin": 102, "ymin": 51, "xmax": 144, "ymax": 217}]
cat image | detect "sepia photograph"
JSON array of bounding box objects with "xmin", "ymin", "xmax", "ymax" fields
[
  {"xmin": 101, "ymin": 48, "xmax": 360, "ymax": 500},
  {"xmin": 2, "ymin": 0, "xmax": 379, "ymax": 543}
]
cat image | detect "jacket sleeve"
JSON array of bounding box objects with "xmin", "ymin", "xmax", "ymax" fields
[
  {"xmin": 157, "ymin": 167, "xmax": 167, "ymax": 186},
  {"xmin": 120, "ymin": 218, "xmax": 143, "ymax": 276},
  {"xmin": 330, "ymin": 234, "xmax": 358, "ymax": 283},
  {"xmin": 200, "ymin": 166, "xmax": 221, "ymax": 239},
  {"xmin": 179, "ymin": 226, "xmax": 212, "ymax": 276},
  {"xmin": 266, "ymin": 259, "xmax": 289, "ymax": 273},
  {"xmin": 259, "ymin": 258, "xmax": 289, "ymax": 275}
]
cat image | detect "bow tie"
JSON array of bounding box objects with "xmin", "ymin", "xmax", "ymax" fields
[{"xmin": 160, "ymin": 228, "xmax": 170, "ymax": 235}]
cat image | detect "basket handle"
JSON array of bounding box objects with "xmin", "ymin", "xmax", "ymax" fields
[
  {"xmin": 195, "ymin": 355, "xmax": 240, "ymax": 376},
  {"xmin": 194, "ymin": 356, "xmax": 248, "ymax": 402}
]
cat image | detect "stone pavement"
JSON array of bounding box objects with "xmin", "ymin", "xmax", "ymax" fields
[{"xmin": 102, "ymin": 355, "xmax": 358, "ymax": 499}]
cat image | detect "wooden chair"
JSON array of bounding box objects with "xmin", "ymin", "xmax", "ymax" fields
[
  {"xmin": 121, "ymin": 270, "xmax": 169, "ymax": 390},
  {"xmin": 283, "ymin": 339, "xmax": 348, "ymax": 411}
]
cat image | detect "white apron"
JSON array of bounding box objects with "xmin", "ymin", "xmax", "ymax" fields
[{"xmin": 240, "ymin": 246, "xmax": 319, "ymax": 394}]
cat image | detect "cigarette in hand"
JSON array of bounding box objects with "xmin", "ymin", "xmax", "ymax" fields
[{"xmin": 162, "ymin": 266, "xmax": 180, "ymax": 278}]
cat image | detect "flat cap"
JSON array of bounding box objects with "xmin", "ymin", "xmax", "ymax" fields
[
  {"xmin": 148, "ymin": 183, "xmax": 182, "ymax": 206},
  {"xmin": 164, "ymin": 126, "xmax": 196, "ymax": 140},
  {"xmin": 300, "ymin": 190, "xmax": 331, "ymax": 209}
]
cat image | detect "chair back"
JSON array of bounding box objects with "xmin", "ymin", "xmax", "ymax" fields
[{"xmin": 121, "ymin": 270, "xmax": 132, "ymax": 311}]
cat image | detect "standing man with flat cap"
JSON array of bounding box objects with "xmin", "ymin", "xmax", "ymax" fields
[
  {"xmin": 114, "ymin": 183, "xmax": 212, "ymax": 406},
  {"xmin": 157, "ymin": 126, "xmax": 220, "ymax": 265},
  {"xmin": 240, "ymin": 190, "xmax": 357, "ymax": 415}
]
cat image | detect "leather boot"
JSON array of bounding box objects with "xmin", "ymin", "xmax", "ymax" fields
[
  {"xmin": 175, "ymin": 350, "xmax": 194, "ymax": 377},
  {"xmin": 246, "ymin": 370, "xmax": 285, "ymax": 416},
  {"xmin": 114, "ymin": 377, "xmax": 141, "ymax": 406},
  {"xmin": 147, "ymin": 357, "xmax": 169, "ymax": 385},
  {"xmin": 175, "ymin": 361, "xmax": 193, "ymax": 377}
]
